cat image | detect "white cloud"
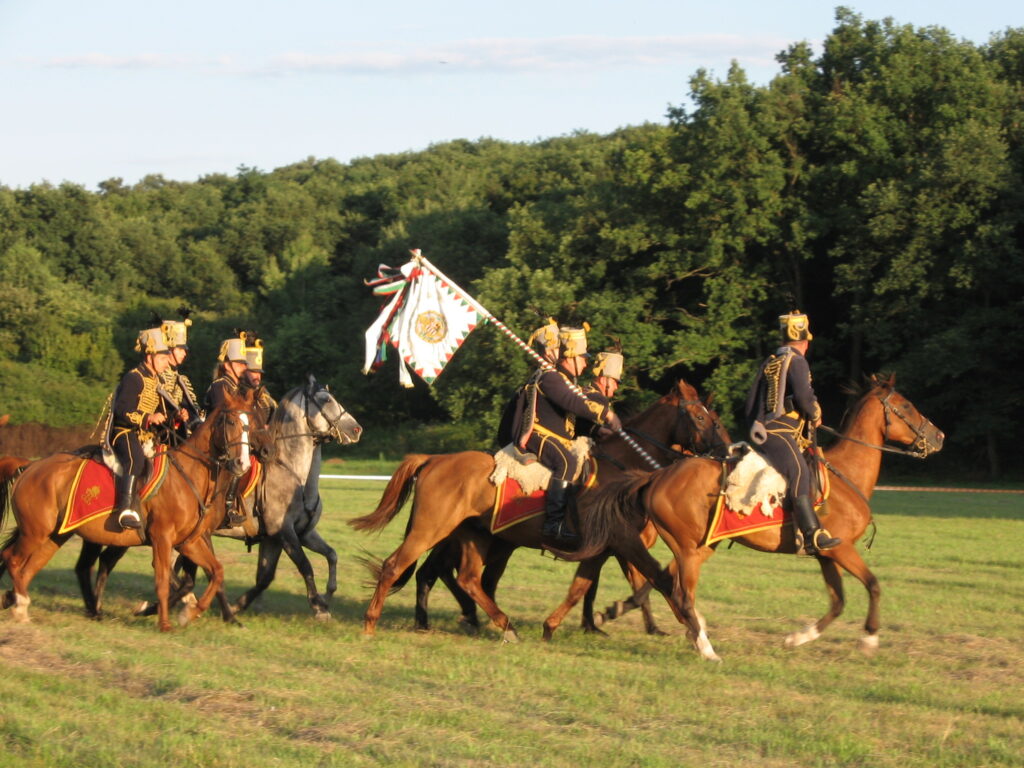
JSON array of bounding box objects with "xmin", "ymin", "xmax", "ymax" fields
[
  {"xmin": 17, "ymin": 35, "xmax": 789, "ymax": 76},
  {"xmin": 270, "ymin": 35, "xmax": 789, "ymax": 75}
]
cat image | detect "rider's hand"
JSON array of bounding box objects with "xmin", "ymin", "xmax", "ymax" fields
[
  {"xmin": 146, "ymin": 412, "xmax": 167, "ymax": 427},
  {"xmin": 606, "ymin": 412, "xmax": 623, "ymax": 433}
]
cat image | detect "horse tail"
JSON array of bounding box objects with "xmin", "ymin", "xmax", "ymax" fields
[
  {"xmin": 0, "ymin": 464, "xmax": 28, "ymax": 533},
  {"xmin": 569, "ymin": 470, "xmax": 656, "ymax": 561},
  {"xmin": 348, "ymin": 453, "xmax": 432, "ymax": 533}
]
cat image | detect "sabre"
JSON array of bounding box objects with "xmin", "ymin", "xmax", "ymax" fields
[{"xmin": 412, "ymin": 251, "xmax": 663, "ymax": 471}]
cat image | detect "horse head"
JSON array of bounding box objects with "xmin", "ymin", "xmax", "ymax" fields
[
  {"xmin": 867, "ymin": 373, "xmax": 944, "ymax": 458},
  {"xmin": 669, "ymin": 380, "xmax": 731, "ymax": 456},
  {"xmin": 303, "ymin": 374, "xmax": 363, "ymax": 445},
  {"xmin": 209, "ymin": 387, "xmax": 257, "ymax": 478}
]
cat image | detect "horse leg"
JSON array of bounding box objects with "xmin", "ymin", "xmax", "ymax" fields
[
  {"xmin": 298, "ymin": 526, "xmax": 338, "ymax": 600},
  {"xmin": 74, "ymin": 540, "xmax": 104, "ymax": 618},
  {"xmin": 2, "ymin": 535, "xmax": 61, "ymax": 623},
  {"xmin": 595, "ymin": 558, "xmax": 669, "ymax": 636},
  {"xmin": 414, "ymin": 541, "xmax": 468, "ymax": 631},
  {"xmin": 232, "ymin": 537, "xmax": 283, "ymax": 615},
  {"xmin": 174, "ymin": 537, "xmax": 224, "ymax": 627},
  {"xmin": 630, "ymin": 529, "xmax": 719, "ymax": 662},
  {"xmin": 150, "ymin": 531, "xmax": 175, "ymax": 632},
  {"xmin": 453, "ymin": 532, "xmax": 516, "ymax": 643},
  {"xmin": 278, "ymin": 522, "xmax": 330, "ymax": 620},
  {"xmin": 94, "ymin": 545, "xmax": 129, "ymax": 617},
  {"xmin": 785, "ymin": 544, "xmax": 880, "ymax": 655},
  {"xmin": 544, "ymin": 556, "xmax": 603, "ymax": 640},
  {"xmin": 134, "ymin": 553, "xmax": 197, "ymax": 617}
]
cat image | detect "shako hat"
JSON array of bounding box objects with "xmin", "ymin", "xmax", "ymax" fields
[
  {"xmin": 592, "ymin": 351, "xmax": 624, "ymax": 381},
  {"xmin": 558, "ymin": 324, "xmax": 589, "ymax": 360},
  {"xmin": 218, "ymin": 332, "xmax": 249, "ymax": 364},
  {"xmin": 163, "ymin": 318, "xmax": 192, "ymax": 349},
  {"xmin": 245, "ymin": 338, "xmax": 265, "ymax": 373},
  {"xmin": 136, "ymin": 327, "xmax": 171, "ymax": 355},
  {"xmin": 779, "ymin": 310, "xmax": 813, "ymax": 342},
  {"xmin": 527, "ymin": 318, "xmax": 560, "ymax": 363}
]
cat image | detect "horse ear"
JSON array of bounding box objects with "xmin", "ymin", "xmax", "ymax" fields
[{"xmin": 704, "ymin": 392, "xmax": 715, "ymax": 407}]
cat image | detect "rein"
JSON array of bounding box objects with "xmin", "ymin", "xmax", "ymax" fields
[{"xmin": 165, "ymin": 407, "xmax": 256, "ymax": 541}]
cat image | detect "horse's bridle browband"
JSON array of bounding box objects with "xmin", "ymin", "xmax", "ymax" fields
[{"xmin": 819, "ymin": 389, "xmax": 935, "ymax": 459}]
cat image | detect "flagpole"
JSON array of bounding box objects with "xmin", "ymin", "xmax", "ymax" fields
[{"xmin": 413, "ymin": 251, "xmax": 663, "ymax": 471}]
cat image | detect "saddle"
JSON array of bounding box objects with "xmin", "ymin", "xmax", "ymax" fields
[
  {"xmin": 59, "ymin": 447, "xmax": 170, "ymax": 534},
  {"xmin": 488, "ymin": 443, "xmax": 597, "ymax": 534},
  {"xmin": 702, "ymin": 443, "xmax": 829, "ymax": 546}
]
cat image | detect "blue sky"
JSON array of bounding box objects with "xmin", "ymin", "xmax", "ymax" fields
[{"xmin": 1, "ymin": 1, "xmax": 1019, "ymax": 189}]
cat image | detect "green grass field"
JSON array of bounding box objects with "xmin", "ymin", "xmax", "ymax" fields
[{"xmin": 1, "ymin": 478, "xmax": 1021, "ymax": 768}]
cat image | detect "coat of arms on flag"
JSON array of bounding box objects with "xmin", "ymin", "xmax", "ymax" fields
[{"xmin": 363, "ymin": 250, "xmax": 488, "ymax": 387}]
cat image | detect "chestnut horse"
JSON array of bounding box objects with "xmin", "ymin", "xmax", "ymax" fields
[
  {"xmin": 407, "ymin": 380, "xmax": 730, "ymax": 637},
  {"xmin": 351, "ymin": 381, "xmax": 724, "ymax": 641},
  {"xmin": 0, "ymin": 388, "xmax": 256, "ymax": 631},
  {"xmin": 590, "ymin": 374, "xmax": 944, "ymax": 660}
]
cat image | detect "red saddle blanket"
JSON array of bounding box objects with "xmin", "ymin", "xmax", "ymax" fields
[
  {"xmin": 60, "ymin": 450, "xmax": 171, "ymax": 534},
  {"xmin": 703, "ymin": 463, "xmax": 829, "ymax": 546},
  {"xmin": 59, "ymin": 453, "xmax": 262, "ymax": 534},
  {"xmin": 490, "ymin": 460, "xmax": 597, "ymax": 534}
]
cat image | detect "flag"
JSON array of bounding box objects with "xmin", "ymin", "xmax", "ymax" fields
[{"xmin": 363, "ymin": 253, "xmax": 488, "ymax": 387}]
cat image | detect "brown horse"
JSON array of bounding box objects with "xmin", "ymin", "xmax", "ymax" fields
[
  {"xmin": 407, "ymin": 380, "xmax": 731, "ymax": 637},
  {"xmin": 590, "ymin": 374, "xmax": 944, "ymax": 660},
  {"xmin": 351, "ymin": 381, "xmax": 724, "ymax": 640},
  {"xmin": 0, "ymin": 388, "xmax": 256, "ymax": 631}
]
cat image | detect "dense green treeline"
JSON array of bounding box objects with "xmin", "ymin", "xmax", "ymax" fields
[{"xmin": 1, "ymin": 9, "xmax": 1021, "ymax": 478}]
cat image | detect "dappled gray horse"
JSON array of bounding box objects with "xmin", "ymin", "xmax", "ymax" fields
[
  {"xmin": 224, "ymin": 374, "xmax": 362, "ymax": 618},
  {"xmin": 79, "ymin": 374, "xmax": 362, "ymax": 620}
]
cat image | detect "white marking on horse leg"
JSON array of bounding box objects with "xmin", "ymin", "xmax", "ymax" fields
[
  {"xmin": 238, "ymin": 413, "xmax": 252, "ymax": 473},
  {"xmin": 784, "ymin": 624, "xmax": 821, "ymax": 648},
  {"xmin": 695, "ymin": 630, "xmax": 721, "ymax": 662},
  {"xmin": 12, "ymin": 592, "xmax": 31, "ymax": 623},
  {"xmin": 695, "ymin": 608, "xmax": 708, "ymax": 634},
  {"xmin": 859, "ymin": 633, "xmax": 880, "ymax": 656},
  {"xmin": 177, "ymin": 592, "xmax": 198, "ymax": 627}
]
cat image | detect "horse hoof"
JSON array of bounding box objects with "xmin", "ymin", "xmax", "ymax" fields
[
  {"xmin": 859, "ymin": 634, "xmax": 880, "ymax": 656},
  {"xmin": 501, "ymin": 627, "xmax": 519, "ymax": 644},
  {"xmin": 177, "ymin": 594, "xmax": 198, "ymax": 626},
  {"xmin": 784, "ymin": 625, "xmax": 821, "ymax": 648},
  {"xmin": 646, "ymin": 627, "xmax": 669, "ymax": 637},
  {"xmin": 133, "ymin": 601, "xmax": 152, "ymax": 617},
  {"xmin": 592, "ymin": 612, "xmax": 606, "ymax": 628},
  {"xmin": 313, "ymin": 610, "xmax": 332, "ymax": 622}
]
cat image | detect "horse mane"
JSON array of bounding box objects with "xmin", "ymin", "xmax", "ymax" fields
[{"xmin": 838, "ymin": 372, "xmax": 896, "ymax": 431}]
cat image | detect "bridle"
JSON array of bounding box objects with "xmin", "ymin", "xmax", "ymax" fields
[{"xmin": 819, "ymin": 388, "xmax": 937, "ymax": 459}]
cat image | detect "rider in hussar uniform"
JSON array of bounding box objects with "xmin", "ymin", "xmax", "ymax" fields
[
  {"xmin": 205, "ymin": 333, "xmax": 249, "ymax": 525},
  {"xmin": 511, "ymin": 324, "xmax": 622, "ymax": 548},
  {"xmin": 744, "ymin": 310, "xmax": 840, "ymax": 555},
  {"xmin": 240, "ymin": 337, "xmax": 277, "ymax": 425},
  {"xmin": 205, "ymin": 332, "xmax": 248, "ymax": 414},
  {"xmin": 110, "ymin": 326, "xmax": 173, "ymax": 530},
  {"xmin": 158, "ymin": 314, "xmax": 203, "ymax": 442}
]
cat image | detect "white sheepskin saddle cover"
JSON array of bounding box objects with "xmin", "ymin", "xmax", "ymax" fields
[
  {"xmin": 490, "ymin": 438, "xmax": 593, "ymax": 495},
  {"xmin": 725, "ymin": 450, "xmax": 787, "ymax": 517}
]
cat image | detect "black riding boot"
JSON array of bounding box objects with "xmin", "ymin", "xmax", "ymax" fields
[
  {"xmin": 115, "ymin": 475, "xmax": 141, "ymax": 530},
  {"xmin": 792, "ymin": 494, "xmax": 840, "ymax": 555},
  {"xmin": 542, "ymin": 478, "xmax": 579, "ymax": 549},
  {"xmin": 224, "ymin": 476, "xmax": 245, "ymax": 526}
]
